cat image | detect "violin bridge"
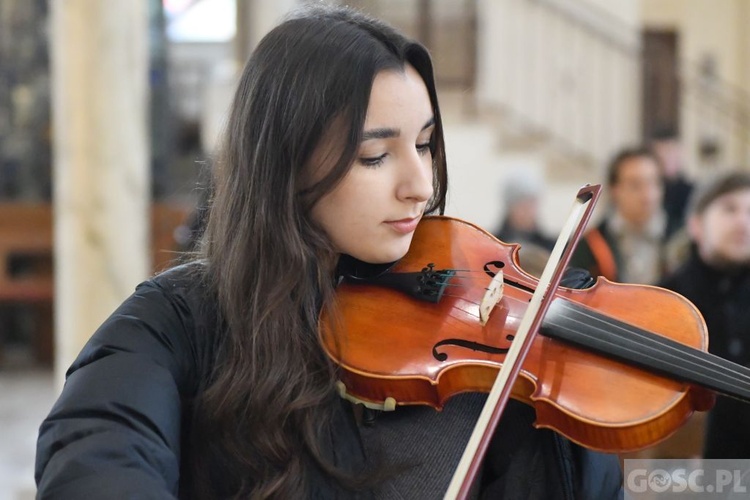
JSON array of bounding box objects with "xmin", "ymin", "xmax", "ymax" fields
[
  {"xmin": 336, "ymin": 381, "xmax": 397, "ymax": 411},
  {"xmin": 479, "ymin": 270, "xmax": 504, "ymax": 326}
]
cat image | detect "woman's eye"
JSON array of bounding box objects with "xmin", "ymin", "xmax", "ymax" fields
[
  {"xmin": 358, "ymin": 153, "xmax": 387, "ymax": 168},
  {"xmin": 416, "ymin": 142, "xmax": 431, "ymax": 155}
]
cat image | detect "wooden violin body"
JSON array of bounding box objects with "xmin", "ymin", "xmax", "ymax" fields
[{"xmin": 320, "ymin": 216, "xmax": 721, "ymax": 453}]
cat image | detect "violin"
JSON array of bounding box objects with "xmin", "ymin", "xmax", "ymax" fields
[{"xmin": 319, "ymin": 215, "xmax": 750, "ymax": 453}]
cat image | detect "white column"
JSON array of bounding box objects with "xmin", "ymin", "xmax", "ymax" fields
[{"xmin": 50, "ymin": 0, "xmax": 150, "ymax": 387}]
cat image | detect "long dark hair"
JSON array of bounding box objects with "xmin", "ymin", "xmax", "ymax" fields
[{"xmin": 189, "ymin": 5, "xmax": 447, "ymax": 498}]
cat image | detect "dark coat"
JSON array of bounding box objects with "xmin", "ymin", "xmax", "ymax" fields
[
  {"xmin": 36, "ymin": 263, "xmax": 623, "ymax": 498},
  {"xmin": 663, "ymin": 176, "xmax": 693, "ymax": 237},
  {"xmin": 660, "ymin": 252, "xmax": 750, "ymax": 458}
]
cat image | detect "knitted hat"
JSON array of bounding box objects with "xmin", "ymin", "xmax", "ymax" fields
[{"xmin": 501, "ymin": 169, "xmax": 543, "ymax": 210}]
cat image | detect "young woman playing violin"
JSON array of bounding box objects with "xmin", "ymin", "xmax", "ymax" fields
[{"xmin": 35, "ymin": 5, "xmax": 623, "ymax": 499}]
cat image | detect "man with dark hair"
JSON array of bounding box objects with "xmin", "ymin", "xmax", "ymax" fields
[
  {"xmin": 660, "ymin": 170, "xmax": 750, "ymax": 458},
  {"xmin": 570, "ymin": 147, "xmax": 668, "ymax": 284}
]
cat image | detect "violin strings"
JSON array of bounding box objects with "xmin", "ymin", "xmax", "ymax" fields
[
  {"xmin": 435, "ymin": 271, "xmax": 489, "ymax": 281},
  {"xmin": 561, "ymin": 300, "xmax": 750, "ymax": 384},
  {"xmin": 559, "ymin": 302, "xmax": 750, "ymax": 386},
  {"xmin": 425, "ymin": 270, "xmax": 543, "ymax": 324},
  {"xmin": 429, "ymin": 273, "xmax": 529, "ymax": 316},
  {"xmin": 568, "ymin": 321, "xmax": 750, "ymax": 405},
  {"xmin": 410, "ymin": 266, "xmax": 750, "ymax": 401},
  {"xmin": 452, "ymin": 266, "xmax": 750, "ymax": 393},
  {"xmin": 550, "ymin": 300, "xmax": 750, "ymax": 400}
]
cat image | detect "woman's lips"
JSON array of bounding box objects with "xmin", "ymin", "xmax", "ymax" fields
[{"xmin": 385, "ymin": 217, "xmax": 420, "ymax": 234}]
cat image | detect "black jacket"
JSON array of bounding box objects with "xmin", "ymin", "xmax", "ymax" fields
[
  {"xmin": 660, "ymin": 252, "xmax": 750, "ymax": 458},
  {"xmin": 36, "ymin": 263, "xmax": 623, "ymax": 498}
]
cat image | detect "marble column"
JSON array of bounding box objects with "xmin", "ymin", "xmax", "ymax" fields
[{"xmin": 50, "ymin": 1, "xmax": 150, "ymax": 387}]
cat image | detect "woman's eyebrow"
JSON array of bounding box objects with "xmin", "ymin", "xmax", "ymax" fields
[{"xmin": 361, "ymin": 116, "xmax": 436, "ymax": 141}]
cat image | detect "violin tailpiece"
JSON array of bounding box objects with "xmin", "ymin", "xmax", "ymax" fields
[{"xmin": 344, "ymin": 263, "xmax": 455, "ymax": 303}]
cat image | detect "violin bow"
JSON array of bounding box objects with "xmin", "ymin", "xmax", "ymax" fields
[{"xmin": 444, "ymin": 184, "xmax": 602, "ymax": 499}]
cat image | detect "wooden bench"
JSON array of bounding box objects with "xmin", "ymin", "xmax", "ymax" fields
[{"xmin": 0, "ymin": 202, "xmax": 193, "ymax": 366}]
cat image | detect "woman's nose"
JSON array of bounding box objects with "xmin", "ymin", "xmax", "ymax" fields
[{"xmin": 396, "ymin": 150, "xmax": 433, "ymax": 202}]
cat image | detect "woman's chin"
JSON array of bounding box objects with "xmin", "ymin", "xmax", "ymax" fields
[{"xmin": 356, "ymin": 245, "xmax": 410, "ymax": 265}]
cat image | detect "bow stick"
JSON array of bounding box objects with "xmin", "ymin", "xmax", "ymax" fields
[{"xmin": 444, "ymin": 184, "xmax": 602, "ymax": 499}]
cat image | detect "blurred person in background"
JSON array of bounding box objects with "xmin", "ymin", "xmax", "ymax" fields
[
  {"xmin": 650, "ymin": 128, "xmax": 696, "ymax": 273},
  {"xmin": 570, "ymin": 147, "xmax": 668, "ymax": 285},
  {"xmin": 660, "ymin": 171, "xmax": 750, "ymax": 458},
  {"xmin": 650, "ymin": 128, "xmax": 694, "ymax": 238},
  {"xmin": 493, "ymin": 170, "xmax": 555, "ymax": 276}
]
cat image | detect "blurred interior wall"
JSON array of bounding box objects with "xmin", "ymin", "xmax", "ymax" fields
[
  {"xmin": 643, "ymin": 0, "xmax": 748, "ymax": 93},
  {"xmin": 642, "ymin": 0, "xmax": 750, "ymax": 174}
]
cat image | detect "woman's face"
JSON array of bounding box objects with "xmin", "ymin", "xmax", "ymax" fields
[{"xmin": 311, "ymin": 64, "xmax": 435, "ymax": 264}]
